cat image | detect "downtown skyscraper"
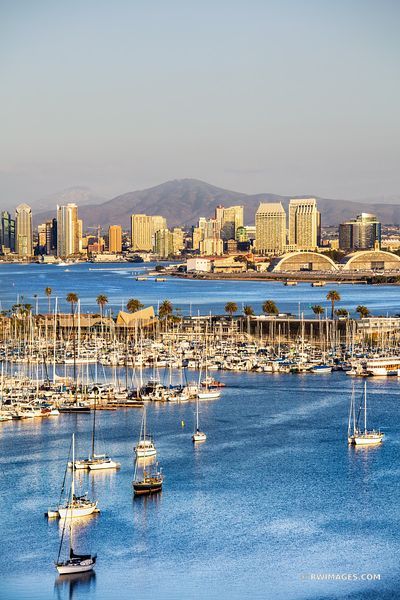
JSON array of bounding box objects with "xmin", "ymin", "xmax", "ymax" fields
[{"xmin": 57, "ymin": 203, "xmax": 80, "ymax": 257}]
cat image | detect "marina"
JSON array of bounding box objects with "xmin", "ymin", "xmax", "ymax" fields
[
  {"xmin": 0, "ymin": 264, "xmax": 399, "ymax": 600},
  {"xmin": 1, "ymin": 370, "xmax": 399, "ymax": 599}
]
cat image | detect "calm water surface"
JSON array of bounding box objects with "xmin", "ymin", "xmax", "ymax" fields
[
  {"xmin": 0, "ymin": 262, "xmax": 399, "ymax": 316},
  {"xmin": 1, "ymin": 371, "xmax": 400, "ymax": 600}
]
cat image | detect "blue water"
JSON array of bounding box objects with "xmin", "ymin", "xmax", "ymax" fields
[
  {"xmin": 1, "ymin": 371, "xmax": 399, "ymax": 600},
  {"xmin": 0, "ymin": 262, "xmax": 399, "ymax": 317}
]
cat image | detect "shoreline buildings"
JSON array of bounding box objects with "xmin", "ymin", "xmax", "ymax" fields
[
  {"xmin": 15, "ymin": 204, "xmax": 33, "ymax": 257},
  {"xmin": 339, "ymin": 213, "xmax": 381, "ymax": 251},
  {"xmin": 255, "ymin": 202, "xmax": 286, "ymax": 256},
  {"xmin": 57, "ymin": 203, "xmax": 80, "ymax": 257}
]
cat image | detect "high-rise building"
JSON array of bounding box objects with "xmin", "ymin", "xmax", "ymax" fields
[
  {"xmin": 255, "ymin": 202, "xmax": 286, "ymax": 256},
  {"xmin": 47, "ymin": 218, "xmax": 57, "ymax": 255},
  {"xmin": 130, "ymin": 214, "xmax": 167, "ymax": 251},
  {"xmin": 155, "ymin": 228, "xmax": 173, "ymax": 258},
  {"xmin": 15, "ymin": 203, "xmax": 33, "ymax": 256},
  {"xmin": 215, "ymin": 205, "xmax": 244, "ymax": 240},
  {"xmin": 199, "ymin": 237, "xmax": 224, "ymax": 256},
  {"xmin": 191, "ymin": 226, "xmax": 202, "ymax": 251},
  {"xmin": 109, "ymin": 225, "xmax": 122, "ymax": 253},
  {"xmin": 37, "ymin": 224, "xmax": 47, "ymax": 248},
  {"xmin": 288, "ymin": 198, "xmax": 320, "ymax": 249},
  {"xmin": 172, "ymin": 227, "xmax": 185, "ymax": 254},
  {"xmin": 339, "ymin": 213, "xmax": 381, "ymax": 251},
  {"xmin": 0, "ymin": 211, "xmax": 16, "ymax": 253},
  {"xmin": 57, "ymin": 203, "xmax": 80, "ymax": 257}
]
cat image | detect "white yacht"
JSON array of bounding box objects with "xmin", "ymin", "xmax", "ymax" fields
[
  {"xmin": 348, "ymin": 381, "xmax": 384, "ymax": 446},
  {"xmin": 135, "ymin": 406, "xmax": 157, "ymax": 458}
]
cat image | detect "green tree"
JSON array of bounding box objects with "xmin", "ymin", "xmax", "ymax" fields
[
  {"xmin": 126, "ymin": 298, "xmax": 144, "ymax": 313},
  {"xmin": 326, "ymin": 290, "xmax": 341, "ymax": 319},
  {"xmin": 96, "ymin": 294, "xmax": 108, "ymax": 318},
  {"xmin": 311, "ymin": 304, "xmax": 325, "ymax": 318},
  {"xmin": 262, "ymin": 300, "xmax": 279, "ymax": 316},
  {"xmin": 356, "ymin": 305, "xmax": 370, "ymax": 319},
  {"xmin": 225, "ymin": 302, "xmax": 238, "ymax": 317},
  {"xmin": 159, "ymin": 299, "xmax": 173, "ymax": 320},
  {"xmin": 45, "ymin": 287, "xmax": 52, "ymax": 313},
  {"xmin": 243, "ymin": 305, "xmax": 254, "ymax": 317},
  {"xmin": 336, "ymin": 308, "xmax": 349, "ymax": 318}
]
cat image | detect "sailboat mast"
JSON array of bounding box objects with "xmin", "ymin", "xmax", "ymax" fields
[
  {"xmin": 71, "ymin": 433, "xmax": 75, "ymax": 499},
  {"xmin": 91, "ymin": 392, "xmax": 97, "ymax": 459},
  {"xmin": 364, "ymin": 380, "xmax": 367, "ymax": 434}
]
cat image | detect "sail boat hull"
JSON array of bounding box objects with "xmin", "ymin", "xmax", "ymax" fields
[
  {"xmin": 58, "ymin": 502, "xmax": 98, "ymax": 519},
  {"xmin": 192, "ymin": 432, "xmax": 207, "ymax": 442},
  {"xmin": 56, "ymin": 556, "xmax": 96, "ymax": 574},
  {"xmin": 349, "ymin": 434, "xmax": 384, "ymax": 446},
  {"xmin": 133, "ymin": 480, "xmax": 163, "ymax": 495},
  {"xmin": 197, "ymin": 391, "xmax": 220, "ymax": 400}
]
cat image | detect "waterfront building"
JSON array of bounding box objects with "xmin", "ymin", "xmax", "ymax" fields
[
  {"xmin": 57, "ymin": 203, "xmax": 80, "ymax": 257},
  {"xmin": 109, "ymin": 225, "xmax": 122, "ymax": 253},
  {"xmin": 44, "ymin": 219, "xmax": 57, "ymax": 255},
  {"xmin": 0, "ymin": 211, "xmax": 16, "ymax": 253},
  {"xmin": 215, "ymin": 205, "xmax": 244, "ymax": 240},
  {"xmin": 288, "ymin": 198, "xmax": 320, "ymax": 249},
  {"xmin": 339, "ymin": 213, "xmax": 381, "ymax": 251},
  {"xmin": 191, "ymin": 226, "xmax": 202, "ymax": 251},
  {"xmin": 172, "ymin": 227, "xmax": 185, "ymax": 254},
  {"xmin": 155, "ymin": 228, "xmax": 174, "ymax": 258},
  {"xmin": 199, "ymin": 237, "xmax": 224, "ymax": 256},
  {"xmin": 15, "ymin": 203, "xmax": 33, "ymax": 256},
  {"xmin": 130, "ymin": 214, "xmax": 167, "ymax": 252},
  {"xmin": 37, "ymin": 224, "xmax": 47, "ymax": 249},
  {"xmin": 255, "ymin": 202, "xmax": 286, "ymax": 256}
]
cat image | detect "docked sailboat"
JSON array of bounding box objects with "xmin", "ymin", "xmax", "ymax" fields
[
  {"xmin": 55, "ymin": 498, "xmax": 97, "ymax": 574},
  {"xmin": 55, "ymin": 434, "xmax": 99, "ymax": 518},
  {"xmin": 348, "ymin": 381, "xmax": 384, "ymax": 446},
  {"xmin": 197, "ymin": 331, "xmax": 221, "ymax": 400},
  {"xmin": 70, "ymin": 396, "xmax": 120, "ymax": 471},
  {"xmin": 134, "ymin": 405, "xmax": 157, "ymax": 458},
  {"xmin": 192, "ymin": 394, "xmax": 206, "ymax": 443}
]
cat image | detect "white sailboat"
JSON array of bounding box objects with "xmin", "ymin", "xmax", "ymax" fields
[
  {"xmin": 70, "ymin": 395, "xmax": 120, "ymax": 471},
  {"xmin": 197, "ymin": 330, "xmax": 221, "ymax": 400},
  {"xmin": 57, "ymin": 434, "xmax": 99, "ymax": 518},
  {"xmin": 134, "ymin": 405, "xmax": 157, "ymax": 458},
  {"xmin": 192, "ymin": 394, "xmax": 206, "ymax": 443},
  {"xmin": 348, "ymin": 381, "xmax": 384, "ymax": 446},
  {"xmin": 55, "ymin": 496, "xmax": 97, "ymax": 574}
]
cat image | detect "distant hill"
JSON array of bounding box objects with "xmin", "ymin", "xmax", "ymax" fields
[{"xmin": 34, "ymin": 178, "xmax": 400, "ymax": 228}]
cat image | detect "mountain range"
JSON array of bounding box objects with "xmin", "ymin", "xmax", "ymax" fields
[{"xmin": 33, "ymin": 179, "xmax": 400, "ymax": 228}]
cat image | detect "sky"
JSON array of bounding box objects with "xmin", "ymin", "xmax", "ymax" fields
[{"xmin": 1, "ymin": 0, "xmax": 400, "ymax": 206}]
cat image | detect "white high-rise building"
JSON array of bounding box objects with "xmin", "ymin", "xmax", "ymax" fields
[
  {"xmin": 255, "ymin": 203, "xmax": 286, "ymax": 256},
  {"xmin": 130, "ymin": 214, "xmax": 167, "ymax": 251},
  {"xmin": 15, "ymin": 203, "xmax": 33, "ymax": 256},
  {"xmin": 288, "ymin": 198, "xmax": 320, "ymax": 250},
  {"xmin": 57, "ymin": 204, "xmax": 80, "ymax": 257}
]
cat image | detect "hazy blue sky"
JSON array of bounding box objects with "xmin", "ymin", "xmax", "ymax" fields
[{"xmin": 1, "ymin": 0, "xmax": 399, "ymax": 204}]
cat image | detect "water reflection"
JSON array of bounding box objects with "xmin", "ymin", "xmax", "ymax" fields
[{"xmin": 54, "ymin": 570, "xmax": 96, "ymax": 600}]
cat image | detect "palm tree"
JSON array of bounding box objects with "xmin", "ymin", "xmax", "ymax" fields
[
  {"xmin": 96, "ymin": 294, "xmax": 108, "ymax": 318},
  {"xmin": 243, "ymin": 305, "xmax": 254, "ymax": 317},
  {"xmin": 311, "ymin": 304, "xmax": 324, "ymax": 318},
  {"xmin": 159, "ymin": 299, "xmax": 173, "ymax": 320},
  {"xmin": 45, "ymin": 287, "xmax": 52, "ymax": 313},
  {"xmin": 336, "ymin": 308, "xmax": 349, "ymax": 318},
  {"xmin": 225, "ymin": 302, "xmax": 238, "ymax": 317},
  {"xmin": 356, "ymin": 305, "xmax": 370, "ymax": 319},
  {"xmin": 262, "ymin": 300, "xmax": 279, "ymax": 316},
  {"xmin": 326, "ymin": 290, "xmax": 341, "ymax": 319},
  {"xmin": 126, "ymin": 298, "xmax": 144, "ymax": 313},
  {"xmin": 66, "ymin": 293, "xmax": 78, "ymax": 384}
]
